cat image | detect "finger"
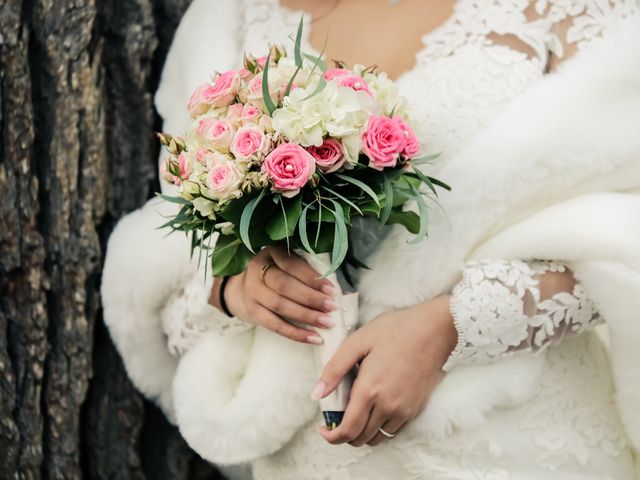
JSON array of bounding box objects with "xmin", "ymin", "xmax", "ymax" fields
[
  {"xmin": 367, "ymin": 417, "xmax": 406, "ymax": 447},
  {"xmin": 318, "ymin": 382, "xmax": 374, "ymax": 444},
  {"xmin": 269, "ymin": 247, "xmax": 334, "ymax": 293},
  {"xmin": 255, "ymin": 280, "xmax": 334, "ymax": 329},
  {"xmin": 349, "ymin": 404, "xmax": 389, "ymax": 447},
  {"xmin": 314, "ymin": 333, "xmax": 368, "ymax": 399},
  {"xmin": 264, "ymin": 265, "xmax": 338, "ymax": 313},
  {"xmin": 253, "ymin": 304, "xmax": 323, "ymax": 344}
]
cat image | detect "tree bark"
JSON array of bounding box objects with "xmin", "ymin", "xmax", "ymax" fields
[{"xmin": 0, "ymin": 0, "xmax": 224, "ymax": 478}]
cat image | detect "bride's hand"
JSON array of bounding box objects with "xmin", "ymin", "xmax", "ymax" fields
[
  {"xmin": 214, "ymin": 246, "xmax": 339, "ymax": 344},
  {"xmin": 313, "ymin": 296, "xmax": 457, "ymax": 447}
]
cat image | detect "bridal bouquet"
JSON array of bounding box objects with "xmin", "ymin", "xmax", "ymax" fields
[
  {"xmin": 159, "ymin": 19, "xmax": 448, "ymax": 428},
  {"xmin": 159, "ymin": 20, "xmax": 448, "ymax": 278}
]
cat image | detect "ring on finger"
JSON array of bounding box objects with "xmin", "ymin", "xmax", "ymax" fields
[
  {"xmin": 378, "ymin": 427, "xmax": 396, "ymax": 439},
  {"xmin": 260, "ymin": 263, "xmax": 274, "ymax": 283}
]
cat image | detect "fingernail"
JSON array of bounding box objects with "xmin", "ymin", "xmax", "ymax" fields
[
  {"xmin": 307, "ymin": 335, "xmax": 323, "ymax": 345},
  {"xmin": 310, "ymin": 380, "xmax": 327, "ymax": 401},
  {"xmin": 323, "ymin": 299, "xmax": 339, "ymax": 312},
  {"xmin": 317, "ymin": 314, "xmax": 335, "ymax": 328},
  {"xmin": 321, "ymin": 283, "xmax": 337, "ymax": 297}
]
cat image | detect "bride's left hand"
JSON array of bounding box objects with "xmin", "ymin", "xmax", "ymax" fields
[{"xmin": 312, "ymin": 296, "xmax": 457, "ymax": 447}]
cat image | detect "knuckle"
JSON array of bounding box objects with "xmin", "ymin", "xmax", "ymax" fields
[
  {"xmin": 271, "ymin": 296, "xmax": 283, "ymax": 311},
  {"xmin": 361, "ymin": 387, "xmax": 378, "ymax": 403},
  {"xmin": 342, "ymin": 428, "xmax": 359, "ymax": 441}
]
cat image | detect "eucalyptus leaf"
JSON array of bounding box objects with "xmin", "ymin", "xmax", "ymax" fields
[
  {"xmin": 380, "ymin": 176, "xmax": 394, "ymax": 226},
  {"xmin": 239, "ymin": 188, "xmax": 267, "ymax": 252},
  {"xmin": 211, "ymin": 235, "xmax": 253, "ymax": 277},
  {"xmin": 301, "ymin": 76, "xmax": 327, "ymax": 101},
  {"xmin": 334, "ymin": 173, "xmax": 380, "ymax": 206},
  {"xmin": 298, "ymin": 202, "xmax": 316, "ymax": 255},
  {"xmin": 266, "ymin": 195, "xmax": 302, "ymax": 241},
  {"xmin": 386, "ymin": 210, "xmax": 420, "ymax": 234},
  {"xmin": 157, "ymin": 193, "xmax": 190, "ymax": 205},
  {"xmin": 262, "ymin": 52, "xmax": 277, "ymax": 115},
  {"xmin": 294, "ymin": 15, "xmax": 304, "ymax": 67},
  {"xmin": 408, "ymin": 185, "xmax": 430, "ymax": 244},
  {"xmin": 320, "ymin": 185, "xmax": 363, "ymax": 216}
]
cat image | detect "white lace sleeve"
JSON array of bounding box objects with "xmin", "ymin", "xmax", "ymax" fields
[
  {"xmin": 443, "ymin": 260, "xmax": 602, "ymax": 371},
  {"xmin": 160, "ymin": 273, "xmax": 253, "ymax": 356}
]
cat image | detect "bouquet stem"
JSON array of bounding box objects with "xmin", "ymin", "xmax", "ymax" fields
[{"xmin": 296, "ymin": 250, "xmax": 358, "ymax": 430}]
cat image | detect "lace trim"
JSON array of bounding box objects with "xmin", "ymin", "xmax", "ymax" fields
[
  {"xmin": 443, "ymin": 260, "xmax": 602, "ymax": 371},
  {"xmin": 160, "ymin": 274, "xmax": 253, "ymax": 356}
]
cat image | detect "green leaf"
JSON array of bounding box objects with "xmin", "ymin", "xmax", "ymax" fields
[
  {"xmin": 239, "ymin": 188, "xmax": 267, "ymax": 252},
  {"xmin": 359, "ymin": 200, "xmax": 381, "ymax": 217},
  {"xmin": 219, "ymin": 194, "xmax": 254, "ymax": 225},
  {"xmin": 303, "ymin": 53, "xmax": 328, "ymax": 73},
  {"xmin": 284, "ymin": 65, "xmax": 302, "ymax": 98},
  {"xmin": 262, "ymin": 52, "xmax": 277, "ymax": 115},
  {"xmin": 428, "ymin": 176, "xmax": 452, "ymax": 192},
  {"xmin": 410, "ymin": 166, "xmax": 438, "ymax": 196},
  {"xmin": 386, "ymin": 210, "xmax": 420, "ymax": 234},
  {"xmin": 409, "ymin": 153, "xmax": 441, "ymax": 165},
  {"xmin": 301, "ymin": 76, "xmax": 327, "ymax": 101},
  {"xmin": 304, "ymin": 32, "xmax": 329, "ymax": 76},
  {"xmin": 266, "ymin": 195, "xmax": 302, "ymax": 241},
  {"xmin": 323, "ymin": 200, "xmax": 349, "ymax": 277},
  {"xmin": 380, "ymin": 176, "xmax": 394, "ymax": 226},
  {"xmin": 294, "ymin": 15, "xmax": 304, "ymax": 67},
  {"xmin": 211, "ymin": 235, "xmax": 253, "ymax": 277},
  {"xmin": 156, "ymin": 193, "xmax": 190, "ymax": 205},
  {"xmin": 320, "ymin": 186, "xmax": 363, "ymax": 216},
  {"xmin": 298, "ymin": 202, "xmax": 316, "ymax": 255},
  {"xmin": 408, "ymin": 185, "xmax": 430, "ymax": 244},
  {"xmin": 334, "ymin": 173, "xmax": 380, "ymax": 206}
]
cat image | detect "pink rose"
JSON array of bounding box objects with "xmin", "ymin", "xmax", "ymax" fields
[
  {"xmin": 230, "ymin": 125, "xmax": 269, "ymax": 161},
  {"xmin": 207, "ymin": 161, "xmax": 244, "ymax": 200},
  {"xmin": 241, "ymin": 104, "xmax": 261, "ymax": 124},
  {"xmin": 337, "ymin": 75, "xmax": 372, "ymax": 95},
  {"xmin": 225, "ymin": 103, "xmax": 244, "ymax": 127},
  {"xmin": 323, "ymin": 68, "xmax": 351, "ymax": 81},
  {"xmin": 187, "ymin": 71, "xmax": 240, "ymax": 118},
  {"xmin": 187, "ymin": 83, "xmax": 212, "ymax": 118},
  {"xmin": 239, "ymin": 67, "xmax": 255, "ymax": 81},
  {"xmin": 176, "ymin": 152, "xmax": 192, "ymax": 183},
  {"xmin": 262, "ymin": 143, "xmax": 316, "ymax": 196},
  {"xmin": 393, "ymin": 117, "xmax": 420, "ymax": 159},
  {"xmin": 362, "ymin": 115, "xmax": 406, "ymax": 170},
  {"xmin": 206, "ymin": 70, "xmax": 240, "ymax": 107},
  {"xmin": 306, "ymin": 138, "xmax": 345, "ymax": 173},
  {"xmin": 196, "ymin": 118, "xmax": 235, "ymax": 151}
]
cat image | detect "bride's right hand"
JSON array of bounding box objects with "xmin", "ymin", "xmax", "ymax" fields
[{"xmin": 217, "ymin": 246, "xmax": 339, "ymax": 344}]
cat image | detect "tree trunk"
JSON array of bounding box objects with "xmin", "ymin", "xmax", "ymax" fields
[{"xmin": 0, "ymin": 0, "xmax": 224, "ymax": 478}]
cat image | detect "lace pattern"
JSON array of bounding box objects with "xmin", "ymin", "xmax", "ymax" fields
[
  {"xmin": 443, "ymin": 260, "xmax": 602, "ymax": 371},
  {"xmin": 160, "ymin": 273, "xmax": 253, "ymax": 356}
]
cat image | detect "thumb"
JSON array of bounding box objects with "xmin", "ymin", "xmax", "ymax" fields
[{"xmin": 310, "ymin": 333, "xmax": 368, "ymax": 401}]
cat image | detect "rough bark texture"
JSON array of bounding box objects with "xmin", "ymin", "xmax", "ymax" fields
[{"xmin": 0, "ymin": 0, "xmax": 224, "ymax": 478}]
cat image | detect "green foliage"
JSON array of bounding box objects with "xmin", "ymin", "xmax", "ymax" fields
[{"xmin": 262, "ymin": 52, "xmax": 277, "ymax": 115}]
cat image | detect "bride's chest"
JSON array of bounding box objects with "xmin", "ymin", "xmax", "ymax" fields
[{"xmin": 240, "ymin": 0, "xmax": 546, "ymax": 156}]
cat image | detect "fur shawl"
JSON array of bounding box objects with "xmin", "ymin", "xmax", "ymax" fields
[{"xmin": 101, "ymin": 6, "xmax": 640, "ymax": 467}]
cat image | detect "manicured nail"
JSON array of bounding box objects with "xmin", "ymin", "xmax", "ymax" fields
[
  {"xmin": 317, "ymin": 314, "xmax": 335, "ymax": 328},
  {"xmin": 310, "ymin": 380, "xmax": 327, "ymax": 401},
  {"xmin": 323, "ymin": 299, "xmax": 339, "ymax": 312},
  {"xmin": 321, "ymin": 283, "xmax": 337, "ymax": 297},
  {"xmin": 307, "ymin": 335, "xmax": 323, "ymax": 345}
]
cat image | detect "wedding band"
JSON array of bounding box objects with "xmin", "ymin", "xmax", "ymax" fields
[
  {"xmin": 260, "ymin": 263, "xmax": 273, "ymax": 283},
  {"xmin": 378, "ymin": 427, "xmax": 396, "ymax": 439}
]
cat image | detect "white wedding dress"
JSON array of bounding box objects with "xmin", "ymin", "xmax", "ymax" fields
[{"xmin": 102, "ymin": 1, "xmax": 640, "ymax": 479}]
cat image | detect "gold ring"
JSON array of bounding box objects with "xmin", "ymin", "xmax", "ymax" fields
[{"xmin": 260, "ymin": 263, "xmax": 273, "ymax": 283}]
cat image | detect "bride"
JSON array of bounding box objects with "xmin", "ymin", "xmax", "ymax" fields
[{"xmin": 101, "ymin": 1, "xmax": 640, "ymax": 478}]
